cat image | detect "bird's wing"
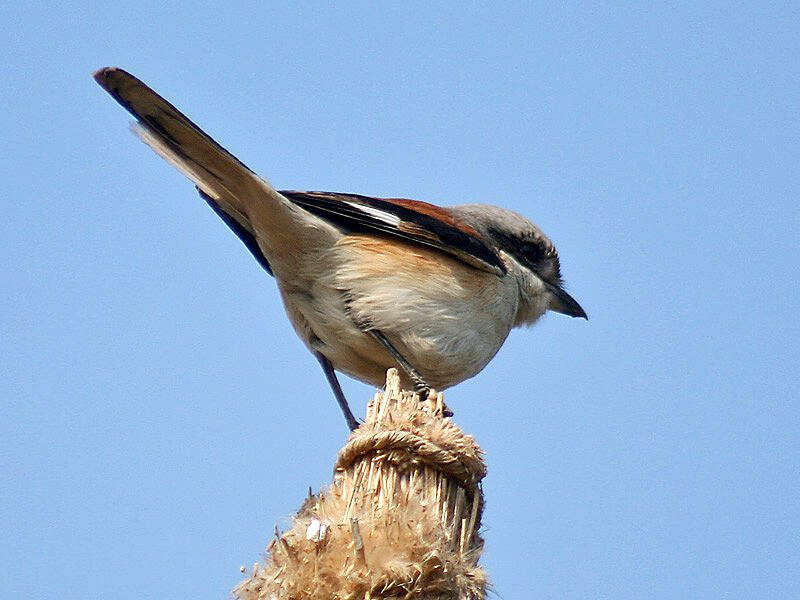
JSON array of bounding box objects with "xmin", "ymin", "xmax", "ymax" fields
[
  {"xmin": 94, "ymin": 68, "xmax": 504, "ymax": 276},
  {"xmin": 198, "ymin": 188, "xmax": 273, "ymax": 275},
  {"xmin": 279, "ymin": 191, "xmax": 506, "ymax": 275}
]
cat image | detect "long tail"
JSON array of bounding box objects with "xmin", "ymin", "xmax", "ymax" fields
[{"xmin": 93, "ymin": 67, "xmax": 285, "ymax": 249}]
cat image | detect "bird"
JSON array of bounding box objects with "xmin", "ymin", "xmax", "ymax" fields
[{"xmin": 93, "ymin": 67, "xmax": 586, "ymax": 431}]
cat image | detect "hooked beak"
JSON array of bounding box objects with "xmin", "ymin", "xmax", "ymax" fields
[{"xmin": 547, "ymin": 284, "xmax": 588, "ymax": 319}]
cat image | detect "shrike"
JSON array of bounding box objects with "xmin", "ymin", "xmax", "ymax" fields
[{"xmin": 93, "ymin": 67, "xmax": 586, "ymax": 431}]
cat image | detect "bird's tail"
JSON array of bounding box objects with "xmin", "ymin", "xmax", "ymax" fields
[{"xmin": 93, "ymin": 67, "xmax": 284, "ymax": 240}]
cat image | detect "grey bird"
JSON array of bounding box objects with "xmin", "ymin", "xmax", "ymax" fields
[{"xmin": 93, "ymin": 67, "xmax": 586, "ymax": 431}]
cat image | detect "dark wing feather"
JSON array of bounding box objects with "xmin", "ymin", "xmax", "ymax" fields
[
  {"xmin": 198, "ymin": 188, "xmax": 273, "ymax": 276},
  {"xmin": 279, "ymin": 191, "xmax": 506, "ymax": 275}
]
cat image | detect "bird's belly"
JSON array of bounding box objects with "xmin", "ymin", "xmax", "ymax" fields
[{"xmin": 283, "ymin": 236, "xmax": 519, "ymax": 390}]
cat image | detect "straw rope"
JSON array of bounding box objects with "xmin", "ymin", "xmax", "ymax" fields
[{"xmin": 235, "ymin": 369, "xmax": 488, "ymax": 600}]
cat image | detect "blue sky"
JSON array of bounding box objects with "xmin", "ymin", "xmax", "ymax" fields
[{"xmin": 2, "ymin": 2, "xmax": 798, "ymax": 599}]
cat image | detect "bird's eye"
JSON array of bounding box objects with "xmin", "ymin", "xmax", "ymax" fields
[{"xmin": 489, "ymin": 228, "xmax": 560, "ymax": 283}]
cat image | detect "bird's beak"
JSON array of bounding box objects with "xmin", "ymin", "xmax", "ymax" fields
[{"xmin": 547, "ymin": 284, "xmax": 588, "ymax": 319}]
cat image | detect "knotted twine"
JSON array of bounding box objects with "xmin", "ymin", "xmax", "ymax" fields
[{"xmin": 235, "ymin": 369, "xmax": 488, "ymax": 600}]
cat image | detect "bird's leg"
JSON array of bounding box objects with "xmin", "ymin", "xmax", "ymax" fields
[
  {"xmin": 313, "ymin": 351, "xmax": 360, "ymax": 431},
  {"xmin": 368, "ymin": 330, "xmax": 431, "ymax": 398}
]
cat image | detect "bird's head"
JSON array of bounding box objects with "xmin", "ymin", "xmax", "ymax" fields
[{"xmin": 450, "ymin": 204, "xmax": 587, "ymax": 325}]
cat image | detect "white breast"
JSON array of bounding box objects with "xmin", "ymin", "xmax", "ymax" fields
[{"xmin": 290, "ymin": 235, "xmax": 520, "ymax": 389}]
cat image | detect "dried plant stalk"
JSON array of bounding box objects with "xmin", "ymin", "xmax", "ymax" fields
[{"xmin": 235, "ymin": 369, "xmax": 488, "ymax": 600}]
